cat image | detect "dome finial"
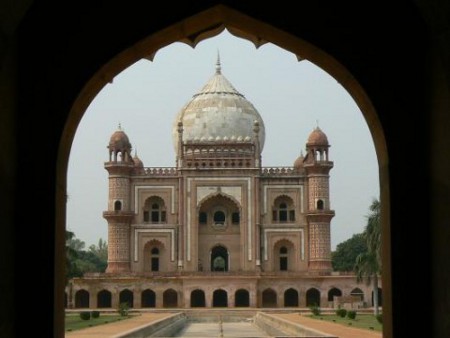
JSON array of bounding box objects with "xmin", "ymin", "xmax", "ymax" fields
[
  {"xmin": 215, "ymin": 50, "xmax": 221, "ymax": 74},
  {"xmin": 118, "ymin": 122, "xmax": 122, "ymax": 131}
]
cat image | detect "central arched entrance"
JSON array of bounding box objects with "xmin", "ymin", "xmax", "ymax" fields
[
  {"xmin": 211, "ymin": 245, "xmax": 228, "ymax": 272},
  {"xmin": 213, "ymin": 289, "xmax": 228, "ymax": 307}
]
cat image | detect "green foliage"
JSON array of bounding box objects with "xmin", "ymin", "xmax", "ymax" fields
[
  {"xmin": 79, "ymin": 311, "xmax": 91, "ymax": 320},
  {"xmin": 65, "ymin": 313, "xmax": 127, "ymax": 332},
  {"xmin": 66, "ymin": 231, "xmax": 83, "ymax": 282},
  {"xmin": 336, "ymin": 308, "xmax": 347, "ymax": 317},
  {"xmin": 347, "ymin": 310, "xmax": 357, "ymax": 319},
  {"xmin": 354, "ymin": 198, "xmax": 381, "ymax": 316},
  {"xmin": 65, "ymin": 230, "xmax": 108, "ymax": 282},
  {"xmin": 307, "ymin": 314, "xmax": 382, "ymax": 332},
  {"xmin": 118, "ymin": 302, "xmax": 129, "ymax": 316},
  {"xmin": 309, "ymin": 304, "xmax": 321, "ymax": 316},
  {"xmin": 91, "ymin": 311, "xmax": 100, "ymax": 318},
  {"xmin": 332, "ymin": 233, "xmax": 367, "ymax": 272}
]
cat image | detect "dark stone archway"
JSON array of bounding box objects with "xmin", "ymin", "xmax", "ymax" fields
[
  {"xmin": 213, "ymin": 289, "xmax": 228, "ymax": 307},
  {"xmin": 74, "ymin": 289, "xmax": 89, "ymax": 308},
  {"xmin": 235, "ymin": 289, "xmax": 250, "ymax": 307},
  {"xmin": 211, "ymin": 245, "xmax": 228, "ymax": 271},
  {"xmin": 284, "ymin": 288, "xmax": 298, "ymax": 307},
  {"xmin": 141, "ymin": 289, "xmax": 156, "ymax": 308},
  {"xmin": 191, "ymin": 289, "xmax": 206, "ymax": 307}
]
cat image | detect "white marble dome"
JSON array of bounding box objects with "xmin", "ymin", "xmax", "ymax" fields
[{"xmin": 172, "ymin": 57, "xmax": 266, "ymax": 154}]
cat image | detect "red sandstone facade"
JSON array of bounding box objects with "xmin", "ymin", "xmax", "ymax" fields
[{"xmin": 67, "ymin": 59, "xmax": 378, "ymax": 310}]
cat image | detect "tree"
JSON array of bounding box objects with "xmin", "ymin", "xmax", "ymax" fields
[
  {"xmin": 65, "ymin": 230, "xmax": 83, "ymax": 282},
  {"xmin": 332, "ymin": 233, "xmax": 367, "ymax": 272},
  {"xmin": 66, "ymin": 231, "xmax": 108, "ymax": 279},
  {"xmin": 89, "ymin": 238, "xmax": 108, "ymax": 264},
  {"xmin": 354, "ymin": 197, "xmax": 381, "ymax": 316}
]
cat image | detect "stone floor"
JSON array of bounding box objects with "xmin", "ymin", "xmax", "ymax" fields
[
  {"xmin": 64, "ymin": 310, "xmax": 382, "ymax": 338},
  {"xmin": 174, "ymin": 321, "xmax": 269, "ymax": 337},
  {"xmin": 271, "ymin": 313, "xmax": 382, "ymax": 338}
]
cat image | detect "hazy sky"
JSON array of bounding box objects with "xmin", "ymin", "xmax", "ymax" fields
[{"xmin": 67, "ymin": 30, "xmax": 379, "ymax": 251}]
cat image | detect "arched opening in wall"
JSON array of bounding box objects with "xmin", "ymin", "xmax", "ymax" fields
[
  {"xmin": 273, "ymin": 239, "xmax": 295, "ymax": 272},
  {"xmin": 306, "ymin": 288, "xmax": 321, "ymax": 307},
  {"xmin": 262, "ymin": 288, "xmax": 277, "ymax": 307},
  {"xmin": 97, "ymin": 289, "xmax": 112, "ymax": 308},
  {"xmin": 119, "ymin": 289, "xmax": 134, "ymax": 308},
  {"xmin": 191, "ymin": 289, "xmax": 206, "ymax": 307},
  {"xmin": 74, "ymin": 289, "xmax": 89, "ymax": 308},
  {"xmin": 151, "ymin": 247, "xmax": 160, "ymax": 272},
  {"xmin": 213, "ymin": 289, "xmax": 228, "ymax": 307},
  {"xmin": 141, "ymin": 289, "xmax": 156, "ymax": 308},
  {"xmin": 144, "ymin": 240, "xmax": 165, "ymax": 273},
  {"xmin": 211, "ymin": 245, "xmax": 229, "ymax": 272},
  {"xmin": 350, "ymin": 287, "xmax": 365, "ymax": 302},
  {"xmin": 328, "ymin": 287, "xmax": 342, "ymax": 303},
  {"xmin": 235, "ymin": 289, "xmax": 250, "ymax": 307},
  {"xmin": 284, "ymin": 288, "xmax": 299, "ymax": 307},
  {"xmin": 163, "ymin": 289, "xmax": 178, "ymax": 308},
  {"xmin": 59, "ymin": 5, "xmax": 388, "ymax": 336}
]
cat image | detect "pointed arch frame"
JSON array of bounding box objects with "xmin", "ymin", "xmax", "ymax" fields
[{"xmin": 56, "ymin": 4, "xmax": 390, "ymax": 335}]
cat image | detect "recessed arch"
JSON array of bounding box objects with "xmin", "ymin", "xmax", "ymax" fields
[
  {"xmin": 284, "ymin": 288, "xmax": 299, "ymax": 307},
  {"xmin": 211, "ymin": 245, "xmax": 229, "ymax": 271},
  {"xmin": 213, "ymin": 289, "xmax": 228, "ymax": 307},
  {"xmin": 97, "ymin": 289, "xmax": 112, "ymax": 308},
  {"xmin": 235, "ymin": 289, "xmax": 250, "ymax": 307},
  {"xmin": 141, "ymin": 289, "xmax": 156, "ymax": 308},
  {"xmin": 328, "ymin": 287, "xmax": 342, "ymax": 302},
  {"xmin": 190, "ymin": 289, "xmax": 206, "ymax": 307},
  {"xmin": 74, "ymin": 289, "xmax": 89, "ymax": 308},
  {"xmin": 56, "ymin": 3, "xmax": 389, "ymax": 335},
  {"xmin": 119, "ymin": 289, "xmax": 134, "ymax": 308},
  {"xmin": 306, "ymin": 288, "xmax": 321, "ymax": 307}
]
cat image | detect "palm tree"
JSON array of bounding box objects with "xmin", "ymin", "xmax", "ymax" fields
[{"xmin": 354, "ymin": 198, "xmax": 381, "ymax": 316}]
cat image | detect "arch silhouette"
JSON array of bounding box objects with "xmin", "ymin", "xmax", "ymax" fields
[{"xmin": 56, "ymin": 4, "xmax": 389, "ymax": 335}]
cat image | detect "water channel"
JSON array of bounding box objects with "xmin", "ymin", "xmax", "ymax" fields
[{"xmin": 118, "ymin": 311, "xmax": 337, "ymax": 338}]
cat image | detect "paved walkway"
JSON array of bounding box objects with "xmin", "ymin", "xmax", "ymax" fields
[
  {"xmin": 270, "ymin": 313, "xmax": 382, "ymax": 338},
  {"xmin": 65, "ymin": 311, "xmax": 382, "ymax": 338},
  {"xmin": 65, "ymin": 312, "xmax": 175, "ymax": 338}
]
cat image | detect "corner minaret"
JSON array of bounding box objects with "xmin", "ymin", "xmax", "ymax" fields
[
  {"xmin": 103, "ymin": 124, "xmax": 134, "ymax": 273},
  {"xmin": 304, "ymin": 126, "xmax": 335, "ymax": 272}
]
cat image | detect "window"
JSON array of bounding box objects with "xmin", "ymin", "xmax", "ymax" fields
[
  {"xmin": 213, "ymin": 211, "xmax": 225, "ymax": 225},
  {"xmin": 143, "ymin": 197, "xmax": 167, "ymax": 223},
  {"xmin": 114, "ymin": 200, "xmax": 122, "ymax": 211},
  {"xmin": 232, "ymin": 212, "xmax": 240, "ymax": 224},
  {"xmin": 151, "ymin": 203, "xmax": 160, "ymax": 222},
  {"xmin": 279, "ymin": 203, "xmax": 288, "ymax": 221},
  {"xmin": 151, "ymin": 247, "xmax": 159, "ymax": 271},
  {"xmin": 272, "ymin": 197, "xmax": 295, "ymax": 222},
  {"xmin": 280, "ymin": 246, "xmax": 288, "ymax": 271},
  {"xmin": 199, "ymin": 212, "xmax": 207, "ymax": 224},
  {"xmin": 317, "ymin": 199, "xmax": 324, "ymax": 210}
]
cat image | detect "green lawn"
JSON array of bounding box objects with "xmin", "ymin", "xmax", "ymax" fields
[
  {"xmin": 308, "ymin": 313, "xmax": 382, "ymax": 332},
  {"xmin": 65, "ymin": 313, "xmax": 135, "ymax": 332}
]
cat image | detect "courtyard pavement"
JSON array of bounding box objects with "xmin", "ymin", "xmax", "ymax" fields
[{"xmin": 64, "ymin": 310, "xmax": 382, "ymax": 338}]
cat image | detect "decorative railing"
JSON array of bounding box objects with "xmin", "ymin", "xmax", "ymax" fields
[
  {"xmin": 140, "ymin": 167, "xmax": 178, "ymax": 176},
  {"xmin": 80, "ymin": 270, "xmax": 351, "ymax": 279},
  {"xmin": 137, "ymin": 166, "xmax": 301, "ymax": 176},
  {"xmin": 260, "ymin": 167, "xmax": 297, "ymax": 176}
]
